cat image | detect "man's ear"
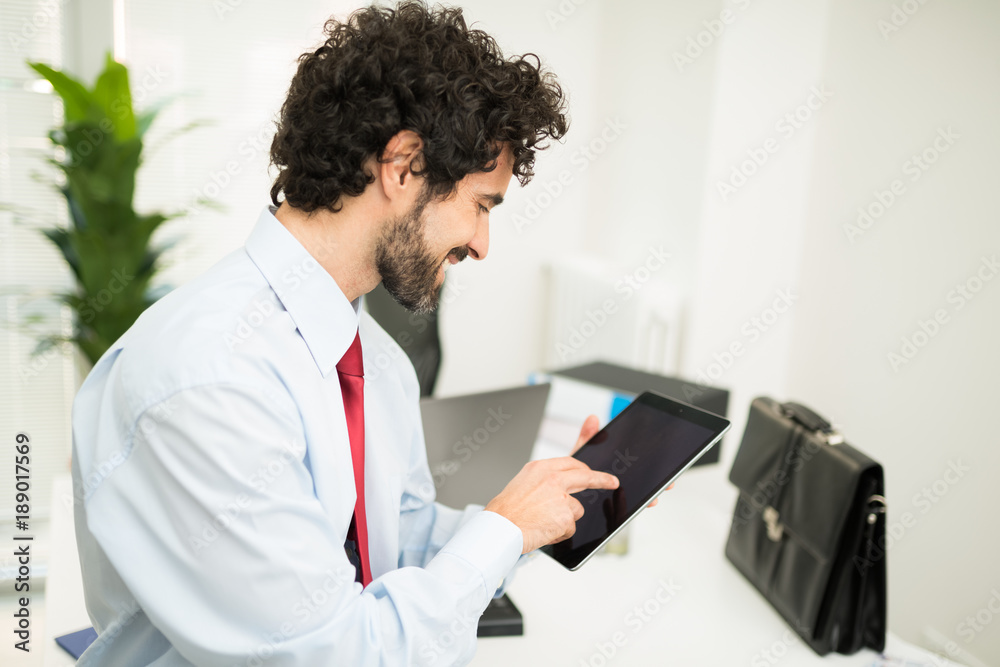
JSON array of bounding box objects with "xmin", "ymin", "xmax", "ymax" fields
[{"xmin": 379, "ymin": 129, "xmax": 424, "ymax": 206}]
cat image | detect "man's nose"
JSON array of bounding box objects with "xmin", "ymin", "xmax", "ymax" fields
[{"xmin": 466, "ymin": 219, "xmax": 489, "ymax": 260}]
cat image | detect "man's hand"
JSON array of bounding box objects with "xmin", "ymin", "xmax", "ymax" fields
[
  {"xmin": 484, "ymin": 453, "xmax": 619, "ymax": 554},
  {"xmin": 486, "ymin": 413, "xmax": 672, "ymax": 555}
]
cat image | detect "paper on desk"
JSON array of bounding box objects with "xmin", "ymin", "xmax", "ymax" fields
[{"xmin": 527, "ymin": 373, "xmax": 634, "ymax": 461}]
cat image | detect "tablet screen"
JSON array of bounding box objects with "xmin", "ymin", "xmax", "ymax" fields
[{"xmin": 542, "ymin": 392, "xmax": 729, "ymax": 570}]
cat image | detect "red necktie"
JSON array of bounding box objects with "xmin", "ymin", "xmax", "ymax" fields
[{"xmin": 337, "ymin": 330, "xmax": 372, "ymax": 587}]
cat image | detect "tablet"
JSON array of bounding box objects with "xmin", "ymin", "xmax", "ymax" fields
[{"xmin": 541, "ymin": 391, "xmax": 731, "ymax": 571}]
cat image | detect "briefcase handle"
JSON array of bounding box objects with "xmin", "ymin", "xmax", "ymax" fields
[{"xmin": 781, "ymin": 402, "xmax": 833, "ymax": 434}]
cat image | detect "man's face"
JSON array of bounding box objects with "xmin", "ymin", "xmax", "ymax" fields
[{"xmin": 375, "ymin": 146, "xmax": 514, "ymax": 313}]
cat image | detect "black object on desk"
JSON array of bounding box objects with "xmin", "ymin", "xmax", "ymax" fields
[
  {"xmin": 549, "ymin": 361, "xmax": 730, "ymax": 465},
  {"xmin": 477, "ymin": 593, "xmax": 523, "ymax": 637}
]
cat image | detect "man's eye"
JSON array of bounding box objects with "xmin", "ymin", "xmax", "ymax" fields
[{"xmin": 478, "ymin": 204, "xmax": 489, "ymax": 215}]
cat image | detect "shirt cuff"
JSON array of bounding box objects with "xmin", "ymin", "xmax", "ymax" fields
[
  {"xmin": 493, "ymin": 550, "xmax": 536, "ymax": 599},
  {"xmin": 437, "ymin": 510, "xmax": 523, "ymax": 598}
]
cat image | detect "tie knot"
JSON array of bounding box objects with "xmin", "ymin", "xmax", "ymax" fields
[{"xmin": 337, "ymin": 330, "xmax": 364, "ymax": 377}]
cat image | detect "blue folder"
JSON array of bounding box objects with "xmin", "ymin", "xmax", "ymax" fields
[{"xmin": 55, "ymin": 626, "xmax": 97, "ymax": 659}]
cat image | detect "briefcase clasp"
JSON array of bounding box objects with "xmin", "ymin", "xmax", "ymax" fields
[{"xmin": 763, "ymin": 506, "xmax": 784, "ymax": 541}]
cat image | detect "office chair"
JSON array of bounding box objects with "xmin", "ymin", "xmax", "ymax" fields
[{"xmin": 363, "ymin": 282, "xmax": 442, "ymax": 397}]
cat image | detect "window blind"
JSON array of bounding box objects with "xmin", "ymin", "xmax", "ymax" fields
[{"xmin": 0, "ymin": 0, "xmax": 74, "ymax": 524}]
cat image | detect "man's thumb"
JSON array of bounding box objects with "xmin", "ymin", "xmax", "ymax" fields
[{"xmin": 573, "ymin": 414, "xmax": 601, "ymax": 454}]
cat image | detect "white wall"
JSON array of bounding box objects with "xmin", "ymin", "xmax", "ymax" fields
[
  {"xmin": 680, "ymin": 0, "xmax": 832, "ymax": 469},
  {"xmin": 436, "ymin": 0, "xmax": 728, "ymax": 395},
  {"xmin": 445, "ymin": 0, "xmax": 998, "ymax": 662},
  {"xmin": 50, "ymin": 0, "xmax": 1000, "ymax": 662},
  {"xmin": 785, "ymin": 1, "xmax": 1000, "ymax": 663},
  {"xmin": 574, "ymin": 0, "xmax": 998, "ymax": 663},
  {"xmin": 124, "ymin": 0, "xmax": 358, "ymax": 288},
  {"xmin": 433, "ymin": 0, "xmax": 604, "ymax": 395}
]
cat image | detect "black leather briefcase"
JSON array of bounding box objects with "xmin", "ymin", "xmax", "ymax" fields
[{"xmin": 725, "ymin": 397, "xmax": 887, "ymax": 655}]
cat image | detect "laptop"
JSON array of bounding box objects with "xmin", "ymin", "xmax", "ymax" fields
[
  {"xmin": 420, "ymin": 383, "xmax": 551, "ymax": 509},
  {"xmin": 420, "ymin": 383, "xmax": 552, "ymax": 638}
]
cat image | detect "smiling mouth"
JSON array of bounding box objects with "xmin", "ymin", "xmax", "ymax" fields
[
  {"xmin": 438, "ymin": 254, "xmax": 455, "ymax": 279},
  {"xmin": 439, "ymin": 247, "xmax": 469, "ymax": 273}
]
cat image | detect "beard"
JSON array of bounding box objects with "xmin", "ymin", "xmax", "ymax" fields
[{"xmin": 375, "ymin": 191, "xmax": 468, "ymax": 314}]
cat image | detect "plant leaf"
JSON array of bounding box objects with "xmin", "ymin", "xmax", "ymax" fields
[
  {"xmin": 62, "ymin": 186, "xmax": 88, "ymax": 231},
  {"xmin": 93, "ymin": 53, "xmax": 136, "ymax": 141},
  {"xmin": 27, "ymin": 62, "xmax": 97, "ymax": 123},
  {"xmin": 19, "ymin": 59, "xmax": 195, "ymax": 368},
  {"xmin": 40, "ymin": 227, "xmax": 84, "ymax": 282}
]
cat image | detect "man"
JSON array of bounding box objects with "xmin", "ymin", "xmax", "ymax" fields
[{"xmin": 71, "ymin": 2, "xmax": 622, "ymax": 665}]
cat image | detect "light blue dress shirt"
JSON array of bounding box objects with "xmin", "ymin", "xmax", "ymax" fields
[{"xmin": 70, "ymin": 206, "xmax": 525, "ymax": 666}]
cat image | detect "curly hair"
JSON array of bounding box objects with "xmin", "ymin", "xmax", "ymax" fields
[{"xmin": 269, "ymin": 1, "xmax": 569, "ymax": 213}]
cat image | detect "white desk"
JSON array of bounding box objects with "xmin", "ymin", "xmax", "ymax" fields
[
  {"xmin": 46, "ymin": 468, "xmax": 960, "ymax": 666},
  {"xmin": 471, "ymin": 463, "xmax": 957, "ymax": 666},
  {"xmin": 44, "ymin": 477, "xmax": 88, "ymax": 667}
]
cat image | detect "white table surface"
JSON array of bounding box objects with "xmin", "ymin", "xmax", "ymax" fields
[
  {"xmin": 471, "ymin": 463, "xmax": 961, "ymax": 666},
  {"xmin": 45, "ymin": 466, "xmax": 962, "ymax": 666},
  {"xmin": 44, "ymin": 476, "xmax": 87, "ymax": 667}
]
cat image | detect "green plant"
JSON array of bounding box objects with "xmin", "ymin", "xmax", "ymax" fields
[{"xmin": 24, "ymin": 54, "xmax": 185, "ymax": 365}]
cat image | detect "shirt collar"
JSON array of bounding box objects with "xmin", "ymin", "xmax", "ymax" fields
[{"xmin": 245, "ymin": 205, "xmax": 360, "ymax": 377}]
